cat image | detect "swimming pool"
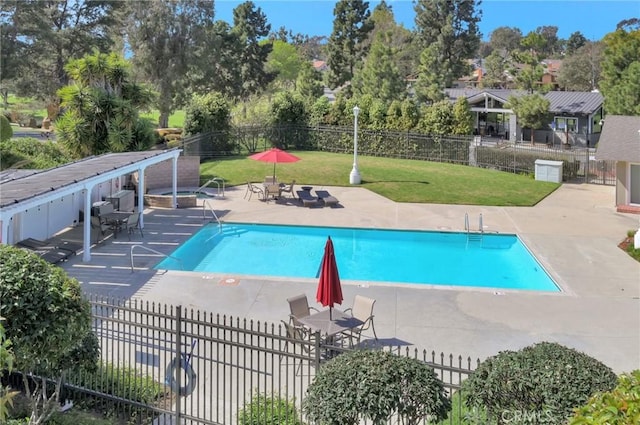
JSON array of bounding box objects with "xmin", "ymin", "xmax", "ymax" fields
[{"xmin": 156, "ymin": 223, "xmax": 559, "ymax": 292}]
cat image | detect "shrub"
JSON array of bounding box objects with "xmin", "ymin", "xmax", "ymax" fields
[
  {"xmin": 303, "ymin": 350, "xmax": 450, "ymax": 425},
  {"xmin": 183, "ymin": 92, "xmax": 233, "ymax": 157},
  {"xmin": 462, "ymin": 342, "xmax": 618, "ymax": 424},
  {"xmin": 0, "ymin": 137, "xmax": 71, "ymax": 170},
  {"xmin": 0, "ymin": 245, "xmax": 99, "ymax": 424},
  {"xmin": 68, "ymin": 362, "xmax": 163, "ymax": 405},
  {"xmin": 0, "ymin": 115, "xmax": 13, "ymax": 142},
  {"xmin": 569, "ymin": 369, "xmax": 640, "ymax": 424},
  {"xmin": 238, "ymin": 392, "xmax": 303, "ymax": 425}
]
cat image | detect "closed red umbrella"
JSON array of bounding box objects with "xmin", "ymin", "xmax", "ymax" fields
[
  {"xmin": 316, "ymin": 236, "xmax": 343, "ymax": 320},
  {"xmin": 248, "ymin": 147, "xmax": 301, "ymax": 180}
]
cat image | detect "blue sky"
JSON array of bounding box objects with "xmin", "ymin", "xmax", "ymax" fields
[{"xmin": 215, "ymin": 0, "xmax": 640, "ymax": 40}]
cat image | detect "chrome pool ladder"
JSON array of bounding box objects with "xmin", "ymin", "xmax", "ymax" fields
[{"xmin": 464, "ymin": 213, "xmax": 484, "ymax": 244}]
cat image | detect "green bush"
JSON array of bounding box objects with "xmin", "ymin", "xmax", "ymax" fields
[
  {"xmin": 0, "ymin": 137, "xmax": 71, "ymax": 170},
  {"xmin": 0, "ymin": 115, "xmax": 13, "ymax": 142},
  {"xmin": 569, "ymin": 369, "xmax": 640, "ymax": 424},
  {"xmin": 238, "ymin": 392, "xmax": 303, "ymax": 425},
  {"xmin": 68, "ymin": 362, "xmax": 163, "ymax": 405},
  {"xmin": 462, "ymin": 342, "xmax": 618, "ymax": 424},
  {"xmin": 183, "ymin": 92, "xmax": 233, "ymax": 157},
  {"xmin": 303, "ymin": 350, "xmax": 450, "ymax": 425},
  {"xmin": 0, "ymin": 245, "xmax": 99, "ymax": 423}
]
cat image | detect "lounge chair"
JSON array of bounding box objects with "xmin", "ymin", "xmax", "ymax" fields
[
  {"xmin": 315, "ymin": 190, "xmax": 340, "ymax": 207},
  {"xmin": 16, "ymin": 244, "xmax": 71, "ymax": 264},
  {"xmin": 342, "ymin": 295, "xmax": 378, "ymax": 346},
  {"xmin": 244, "ymin": 182, "xmax": 264, "ymax": 201},
  {"xmin": 287, "ymin": 294, "xmax": 319, "ymax": 326},
  {"xmin": 16, "ymin": 237, "xmax": 81, "ymax": 256},
  {"xmin": 296, "ymin": 190, "xmax": 318, "ymax": 207}
]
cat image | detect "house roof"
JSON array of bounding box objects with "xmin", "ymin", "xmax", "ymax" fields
[
  {"xmin": 545, "ymin": 91, "xmax": 603, "ymax": 115},
  {"xmin": 0, "ymin": 149, "xmax": 181, "ymax": 211},
  {"xmin": 595, "ymin": 115, "xmax": 640, "ymax": 162},
  {"xmin": 444, "ymin": 89, "xmax": 603, "ymax": 115}
]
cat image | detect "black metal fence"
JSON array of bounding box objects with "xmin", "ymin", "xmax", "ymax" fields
[
  {"xmin": 10, "ymin": 296, "xmax": 479, "ymax": 424},
  {"xmin": 180, "ymin": 126, "xmax": 616, "ymax": 186}
]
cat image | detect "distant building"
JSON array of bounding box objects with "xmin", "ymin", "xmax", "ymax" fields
[
  {"xmin": 445, "ymin": 88, "xmax": 603, "ymax": 147},
  {"xmin": 312, "ymin": 60, "xmax": 328, "ymax": 72}
]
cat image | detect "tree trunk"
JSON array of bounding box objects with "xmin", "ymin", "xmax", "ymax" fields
[
  {"xmin": 1, "ymin": 88, "xmax": 8, "ymax": 110},
  {"xmin": 530, "ymin": 128, "xmax": 535, "ymax": 145},
  {"xmin": 158, "ymin": 112, "xmax": 169, "ymax": 129}
]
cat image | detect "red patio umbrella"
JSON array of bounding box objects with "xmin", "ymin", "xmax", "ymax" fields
[
  {"xmin": 248, "ymin": 147, "xmax": 301, "ymax": 180},
  {"xmin": 316, "ymin": 236, "xmax": 343, "ymax": 320}
]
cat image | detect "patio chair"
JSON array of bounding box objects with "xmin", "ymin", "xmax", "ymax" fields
[
  {"xmin": 280, "ymin": 320, "xmax": 315, "ymax": 375},
  {"xmin": 287, "ymin": 294, "xmax": 319, "ymax": 326},
  {"xmin": 264, "ymin": 184, "xmax": 281, "ymax": 202},
  {"xmin": 343, "ymin": 295, "xmax": 378, "ymax": 346},
  {"xmin": 279, "ymin": 180, "xmax": 296, "ymax": 199},
  {"xmin": 264, "ymin": 176, "xmax": 277, "ymax": 185},
  {"xmin": 244, "ymin": 182, "xmax": 264, "ymax": 201},
  {"xmin": 91, "ymin": 216, "xmax": 112, "ymax": 244},
  {"xmin": 126, "ymin": 212, "xmax": 144, "ymax": 240}
]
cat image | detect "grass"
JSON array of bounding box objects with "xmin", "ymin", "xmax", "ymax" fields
[
  {"xmin": 4, "ymin": 93, "xmax": 187, "ymax": 129},
  {"xmin": 139, "ymin": 109, "xmax": 186, "ymax": 128},
  {"xmin": 200, "ymin": 151, "xmax": 560, "ymax": 206}
]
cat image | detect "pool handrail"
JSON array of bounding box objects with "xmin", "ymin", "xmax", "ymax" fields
[
  {"xmin": 202, "ymin": 199, "xmax": 222, "ymax": 229},
  {"xmin": 197, "ymin": 178, "xmax": 225, "ymax": 198},
  {"xmin": 130, "ymin": 245, "xmax": 183, "ymax": 273}
]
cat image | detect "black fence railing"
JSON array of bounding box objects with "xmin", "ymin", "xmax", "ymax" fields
[
  {"xmin": 180, "ymin": 126, "xmax": 615, "ymax": 186},
  {"xmin": 7, "ymin": 296, "xmax": 479, "ymax": 424}
]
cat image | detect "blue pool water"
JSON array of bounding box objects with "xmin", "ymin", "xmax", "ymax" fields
[{"xmin": 156, "ymin": 223, "xmax": 559, "ymax": 292}]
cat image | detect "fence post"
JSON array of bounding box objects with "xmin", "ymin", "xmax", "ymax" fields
[
  {"xmin": 174, "ymin": 305, "xmax": 183, "ymax": 423},
  {"xmin": 314, "ymin": 331, "xmax": 321, "ymax": 370},
  {"xmin": 585, "ymin": 148, "xmax": 589, "ymax": 184}
]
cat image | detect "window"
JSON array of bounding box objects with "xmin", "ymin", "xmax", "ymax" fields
[{"xmin": 554, "ymin": 117, "xmax": 577, "ymax": 132}]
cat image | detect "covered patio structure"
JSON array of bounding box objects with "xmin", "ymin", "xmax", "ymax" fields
[{"xmin": 0, "ymin": 149, "xmax": 182, "ymax": 261}]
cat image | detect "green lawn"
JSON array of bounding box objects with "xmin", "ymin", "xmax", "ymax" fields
[
  {"xmin": 200, "ymin": 151, "xmax": 560, "ymax": 206},
  {"xmin": 139, "ymin": 110, "xmax": 186, "ymax": 128}
]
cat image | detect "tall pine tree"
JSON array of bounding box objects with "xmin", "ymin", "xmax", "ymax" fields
[
  {"xmin": 232, "ymin": 1, "xmax": 275, "ymax": 100},
  {"xmin": 325, "ymin": 0, "xmax": 373, "ymax": 92},
  {"xmin": 414, "ymin": 0, "xmax": 481, "ymax": 102},
  {"xmin": 352, "ymin": 31, "xmax": 406, "ymax": 105}
]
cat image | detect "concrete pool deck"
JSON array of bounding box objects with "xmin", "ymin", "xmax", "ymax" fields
[{"xmin": 59, "ymin": 183, "xmax": 640, "ymax": 373}]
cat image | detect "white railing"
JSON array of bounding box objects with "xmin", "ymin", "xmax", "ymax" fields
[{"xmin": 130, "ymin": 245, "xmax": 183, "ymax": 272}]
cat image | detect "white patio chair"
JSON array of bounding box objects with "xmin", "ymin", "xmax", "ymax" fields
[
  {"xmin": 343, "ymin": 295, "xmax": 378, "ymax": 346},
  {"xmin": 244, "ymin": 182, "xmax": 264, "ymax": 201}
]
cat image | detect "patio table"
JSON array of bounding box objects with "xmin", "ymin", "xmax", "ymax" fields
[
  {"xmin": 101, "ymin": 211, "xmax": 131, "ymax": 238},
  {"xmin": 297, "ymin": 308, "xmax": 363, "ymax": 338}
]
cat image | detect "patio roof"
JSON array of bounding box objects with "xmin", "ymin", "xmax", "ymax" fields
[{"xmin": 0, "ymin": 149, "xmax": 181, "ymax": 216}]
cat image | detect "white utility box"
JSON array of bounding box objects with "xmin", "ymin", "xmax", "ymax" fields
[
  {"xmin": 535, "ymin": 160, "xmax": 563, "ymax": 183},
  {"xmin": 104, "ymin": 190, "xmax": 135, "ymax": 212}
]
